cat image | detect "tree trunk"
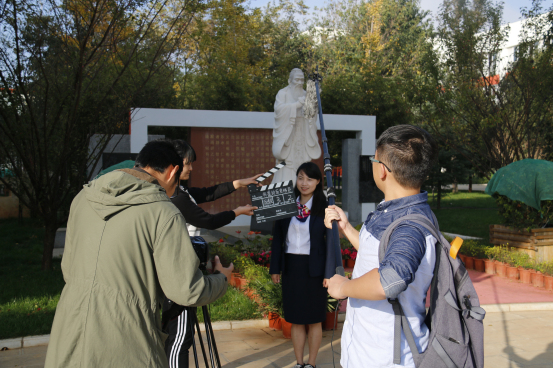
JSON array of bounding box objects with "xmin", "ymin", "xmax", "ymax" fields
[
  {"xmin": 42, "ymin": 221, "xmax": 58, "ymax": 270},
  {"xmin": 452, "ymin": 181, "xmax": 458, "ymax": 194},
  {"xmin": 468, "ymin": 174, "xmax": 473, "ymax": 193},
  {"xmin": 437, "ymin": 183, "xmax": 442, "ymax": 210}
]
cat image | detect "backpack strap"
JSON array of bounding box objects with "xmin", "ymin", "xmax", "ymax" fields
[{"xmin": 378, "ymin": 213, "xmax": 445, "ymax": 365}]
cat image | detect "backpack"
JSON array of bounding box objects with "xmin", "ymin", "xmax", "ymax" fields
[{"xmin": 378, "ymin": 213, "xmax": 486, "ymax": 368}]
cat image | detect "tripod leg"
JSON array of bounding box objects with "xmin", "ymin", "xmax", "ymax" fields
[
  {"xmin": 189, "ymin": 311, "xmax": 199, "ymax": 368},
  {"xmin": 202, "ymin": 306, "xmax": 216, "ymax": 368},
  {"xmin": 194, "ymin": 315, "xmax": 209, "ymax": 367},
  {"xmin": 203, "ymin": 306, "xmax": 222, "ymax": 368}
]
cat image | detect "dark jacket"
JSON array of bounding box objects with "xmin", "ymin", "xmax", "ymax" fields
[
  {"xmin": 171, "ymin": 182, "xmax": 236, "ymax": 230},
  {"xmin": 270, "ymin": 214, "xmax": 334, "ymax": 278}
]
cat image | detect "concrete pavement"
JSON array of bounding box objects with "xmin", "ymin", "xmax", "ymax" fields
[{"xmin": 2, "ymin": 311, "xmax": 553, "ymax": 368}]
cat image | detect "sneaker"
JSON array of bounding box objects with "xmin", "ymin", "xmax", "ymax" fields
[
  {"xmin": 293, "ymin": 364, "xmax": 304, "ymax": 368},
  {"xmin": 304, "ymin": 365, "xmax": 316, "ymax": 368}
]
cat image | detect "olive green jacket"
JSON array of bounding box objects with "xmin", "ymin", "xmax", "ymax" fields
[{"xmin": 45, "ymin": 169, "xmax": 227, "ymax": 368}]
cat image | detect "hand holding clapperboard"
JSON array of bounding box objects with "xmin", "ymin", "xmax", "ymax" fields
[{"xmin": 247, "ymin": 162, "xmax": 298, "ymax": 226}]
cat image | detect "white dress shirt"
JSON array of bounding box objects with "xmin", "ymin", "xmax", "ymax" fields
[{"xmin": 285, "ymin": 196, "xmax": 312, "ymax": 255}]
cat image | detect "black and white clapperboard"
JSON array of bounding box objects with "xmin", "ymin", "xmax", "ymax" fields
[{"xmin": 248, "ymin": 162, "xmax": 298, "ymax": 230}]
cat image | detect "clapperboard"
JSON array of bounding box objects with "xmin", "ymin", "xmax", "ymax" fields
[{"xmin": 248, "ymin": 162, "xmax": 298, "ymax": 229}]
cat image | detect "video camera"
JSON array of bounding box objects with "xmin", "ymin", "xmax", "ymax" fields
[{"xmin": 190, "ymin": 236, "xmax": 210, "ymax": 271}]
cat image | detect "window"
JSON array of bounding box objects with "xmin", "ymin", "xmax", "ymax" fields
[{"xmin": 0, "ymin": 184, "xmax": 9, "ymax": 197}]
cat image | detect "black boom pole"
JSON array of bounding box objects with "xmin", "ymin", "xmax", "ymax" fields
[{"xmin": 310, "ymin": 67, "xmax": 345, "ymax": 278}]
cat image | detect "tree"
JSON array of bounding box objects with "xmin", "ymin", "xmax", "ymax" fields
[
  {"xmin": 0, "ymin": 0, "xmax": 202, "ymax": 270},
  {"xmin": 417, "ymin": 0, "xmax": 553, "ymax": 178}
]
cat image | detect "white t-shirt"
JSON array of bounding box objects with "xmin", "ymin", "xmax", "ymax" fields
[
  {"xmin": 340, "ymin": 227, "xmax": 436, "ymax": 368},
  {"xmin": 285, "ymin": 196, "xmax": 313, "ymax": 255}
]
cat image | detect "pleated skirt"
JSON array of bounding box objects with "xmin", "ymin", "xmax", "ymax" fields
[{"xmin": 282, "ymin": 253, "xmax": 327, "ymax": 324}]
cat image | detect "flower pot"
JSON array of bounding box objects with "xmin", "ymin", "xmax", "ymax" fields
[
  {"xmin": 324, "ymin": 311, "xmax": 339, "ymax": 331},
  {"xmin": 238, "ymin": 278, "xmax": 248, "ymax": 290},
  {"xmin": 545, "ymin": 276, "xmax": 553, "ymax": 291},
  {"xmin": 484, "ymin": 259, "xmax": 495, "ymax": 275},
  {"xmin": 265, "ymin": 263, "xmax": 270, "ymax": 269},
  {"xmin": 495, "ymin": 262, "xmax": 507, "ymax": 278},
  {"xmin": 268, "ymin": 313, "xmax": 282, "ymax": 330},
  {"xmin": 459, "ymin": 254, "xmax": 467, "ymax": 265},
  {"xmin": 346, "ymin": 259, "xmax": 355, "ymax": 268},
  {"xmin": 474, "ymin": 259, "xmax": 485, "ymax": 273},
  {"xmin": 532, "ymin": 271, "xmax": 545, "ymax": 288},
  {"xmin": 465, "ymin": 256, "xmax": 475, "ymax": 270},
  {"xmin": 507, "ymin": 266, "xmax": 519, "ymax": 280},
  {"xmin": 281, "ymin": 318, "xmax": 292, "ymax": 339},
  {"xmin": 520, "ymin": 269, "xmax": 532, "ymax": 284},
  {"xmin": 342, "ymin": 259, "xmax": 346, "ymax": 268}
]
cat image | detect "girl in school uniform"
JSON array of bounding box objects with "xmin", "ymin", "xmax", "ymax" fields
[{"xmin": 270, "ymin": 162, "xmax": 330, "ymax": 368}]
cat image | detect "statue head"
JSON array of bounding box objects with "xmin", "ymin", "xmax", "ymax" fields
[{"xmin": 288, "ymin": 68, "xmax": 304, "ymax": 88}]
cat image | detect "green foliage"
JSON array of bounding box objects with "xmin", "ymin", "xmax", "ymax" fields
[
  {"xmin": 209, "ymin": 241, "xmax": 241, "ymax": 267},
  {"xmin": 327, "ymin": 295, "xmax": 340, "ymax": 313},
  {"xmin": 233, "ymin": 255, "xmax": 255, "ymax": 274},
  {"xmin": 0, "ymin": 219, "xmax": 64, "ymax": 339},
  {"xmin": 495, "ymin": 195, "xmax": 553, "ymax": 231},
  {"xmin": 196, "ymin": 287, "xmax": 262, "ymax": 323}
]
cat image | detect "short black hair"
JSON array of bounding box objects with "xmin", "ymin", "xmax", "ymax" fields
[
  {"xmin": 135, "ymin": 139, "xmax": 183, "ymax": 178},
  {"xmin": 376, "ymin": 125, "xmax": 438, "ymax": 189},
  {"xmin": 171, "ymin": 139, "xmax": 196, "ymax": 164},
  {"xmin": 294, "ymin": 162, "xmax": 327, "ymax": 217}
]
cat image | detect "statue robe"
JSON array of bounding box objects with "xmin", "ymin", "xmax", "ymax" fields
[{"xmin": 272, "ymin": 86, "xmax": 321, "ymax": 184}]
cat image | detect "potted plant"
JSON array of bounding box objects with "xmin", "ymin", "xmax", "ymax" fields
[
  {"xmin": 543, "ymin": 262, "xmax": 553, "ymax": 291},
  {"xmin": 473, "ymin": 245, "xmax": 486, "ymax": 273},
  {"xmin": 519, "ymin": 257, "xmax": 534, "ymax": 284},
  {"xmin": 505, "ymin": 251, "xmax": 519, "ymax": 281},
  {"xmin": 346, "ymin": 248, "xmax": 357, "ymax": 268},
  {"xmin": 324, "ymin": 294, "xmax": 340, "ymax": 331},
  {"xmin": 462, "ymin": 240, "xmax": 477, "ymax": 270},
  {"xmin": 531, "ymin": 262, "xmax": 545, "ymax": 288},
  {"xmin": 484, "ymin": 247, "xmax": 499, "ymax": 275},
  {"xmin": 249, "ymin": 269, "xmax": 284, "ymax": 331}
]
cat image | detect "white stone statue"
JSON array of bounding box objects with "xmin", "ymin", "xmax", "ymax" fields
[{"xmin": 272, "ymin": 68, "xmax": 321, "ymax": 184}]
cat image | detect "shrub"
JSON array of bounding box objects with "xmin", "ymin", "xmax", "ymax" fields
[
  {"xmin": 209, "ymin": 241, "xmax": 241, "ymax": 267},
  {"xmin": 495, "ymin": 195, "xmax": 553, "ymax": 231}
]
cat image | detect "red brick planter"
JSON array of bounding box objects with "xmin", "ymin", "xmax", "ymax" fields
[
  {"xmin": 520, "ymin": 269, "xmax": 533, "ymax": 284},
  {"xmin": 484, "ymin": 259, "xmax": 495, "ymax": 275},
  {"xmin": 474, "ymin": 259, "xmax": 485, "ymax": 273},
  {"xmin": 465, "ymin": 256, "xmax": 475, "ymax": 270},
  {"xmin": 495, "ymin": 262, "xmax": 507, "ymax": 278},
  {"xmin": 507, "ymin": 266, "xmax": 519, "ymax": 280},
  {"xmin": 545, "ymin": 276, "xmax": 553, "ymax": 291},
  {"xmin": 532, "ymin": 272, "xmax": 545, "ymax": 288}
]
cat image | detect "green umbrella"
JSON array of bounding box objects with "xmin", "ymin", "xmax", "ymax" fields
[
  {"xmin": 94, "ymin": 160, "xmax": 136, "ymax": 180},
  {"xmin": 485, "ymin": 159, "xmax": 553, "ymax": 210}
]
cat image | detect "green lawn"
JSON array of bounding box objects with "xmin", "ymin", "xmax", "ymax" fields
[
  {"xmin": 0, "ymin": 219, "xmax": 261, "ymax": 340},
  {"xmin": 429, "ymin": 191, "xmax": 501, "ymax": 244},
  {"xmin": 0, "ymin": 219, "xmax": 64, "ymax": 339}
]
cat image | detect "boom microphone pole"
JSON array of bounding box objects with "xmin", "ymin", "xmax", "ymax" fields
[{"xmin": 308, "ymin": 66, "xmax": 345, "ymax": 279}]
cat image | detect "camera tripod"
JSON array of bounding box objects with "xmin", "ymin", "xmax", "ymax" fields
[{"xmin": 187, "ymin": 305, "xmax": 221, "ymax": 368}]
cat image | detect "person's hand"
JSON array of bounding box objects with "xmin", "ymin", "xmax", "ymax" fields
[
  {"xmin": 327, "ymin": 274, "xmax": 349, "ymax": 300},
  {"xmin": 325, "ymin": 205, "xmax": 350, "ymax": 232},
  {"xmin": 213, "ymin": 255, "xmax": 233, "ymax": 281},
  {"xmin": 271, "ymin": 274, "xmax": 280, "ymax": 284},
  {"xmin": 233, "ymin": 204, "xmax": 258, "ymax": 217},
  {"xmin": 323, "ymin": 278, "xmax": 330, "ymax": 288},
  {"xmin": 233, "ymin": 174, "xmax": 264, "ymax": 189},
  {"xmin": 296, "ymin": 96, "xmax": 305, "ymax": 107}
]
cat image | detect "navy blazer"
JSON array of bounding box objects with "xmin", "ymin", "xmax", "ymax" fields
[{"xmin": 269, "ymin": 214, "xmax": 335, "ymax": 278}]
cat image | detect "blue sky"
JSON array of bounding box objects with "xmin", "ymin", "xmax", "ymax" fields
[{"xmin": 250, "ymin": 0, "xmax": 553, "ymax": 25}]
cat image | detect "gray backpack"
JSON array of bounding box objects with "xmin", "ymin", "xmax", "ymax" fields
[{"xmin": 379, "ymin": 214, "xmax": 486, "ymax": 368}]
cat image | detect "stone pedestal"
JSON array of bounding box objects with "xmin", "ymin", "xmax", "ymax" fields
[{"xmin": 342, "ymin": 139, "xmax": 362, "ymax": 224}]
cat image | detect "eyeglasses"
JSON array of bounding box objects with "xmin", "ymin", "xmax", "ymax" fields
[{"xmin": 369, "ymin": 155, "xmax": 392, "ymax": 173}]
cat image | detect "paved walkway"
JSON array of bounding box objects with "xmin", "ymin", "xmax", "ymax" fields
[{"xmin": 2, "ymin": 311, "xmax": 553, "ymax": 368}]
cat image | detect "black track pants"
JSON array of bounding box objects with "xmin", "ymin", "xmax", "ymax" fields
[{"xmin": 165, "ymin": 307, "xmax": 195, "ymax": 368}]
